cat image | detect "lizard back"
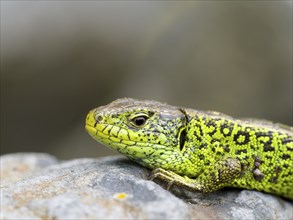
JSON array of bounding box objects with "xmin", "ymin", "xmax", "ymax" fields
[{"xmin": 185, "ymin": 108, "xmax": 293, "ymax": 199}]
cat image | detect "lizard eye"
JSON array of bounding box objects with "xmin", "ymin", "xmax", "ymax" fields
[{"xmin": 131, "ymin": 115, "xmax": 148, "ymax": 127}]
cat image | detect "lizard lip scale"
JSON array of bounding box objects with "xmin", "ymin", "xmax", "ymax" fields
[
  {"xmin": 85, "ymin": 111, "xmax": 100, "ymax": 142},
  {"xmin": 85, "ymin": 111, "xmax": 97, "ymax": 136},
  {"xmin": 85, "ymin": 98, "xmax": 293, "ymax": 200}
]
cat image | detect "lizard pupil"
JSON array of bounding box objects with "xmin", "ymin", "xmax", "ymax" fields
[{"xmin": 133, "ymin": 116, "xmax": 147, "ymax": 127}]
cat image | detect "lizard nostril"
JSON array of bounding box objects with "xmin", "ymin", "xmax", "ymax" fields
[{"xmin": 97, "ymin": 115, "xmax": 103, "ymax": 122}]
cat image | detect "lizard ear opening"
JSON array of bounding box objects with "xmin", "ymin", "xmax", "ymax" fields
[
  {"xmin": 179, "ymin": 128, "xmax": 187, "ymax": 151},
  {"xmin": 178, "ymin": 108, "xmax": 188, "ymax": 151}
]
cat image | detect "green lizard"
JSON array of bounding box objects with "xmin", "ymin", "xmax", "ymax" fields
[{"xmin": 85, "ymin": 98, "xmax": 293, "ymax": 200}]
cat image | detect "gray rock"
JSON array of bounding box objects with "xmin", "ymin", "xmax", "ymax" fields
[{"xmin": 1, "ymin": 153, "xmax": 292, "ymax": 219}]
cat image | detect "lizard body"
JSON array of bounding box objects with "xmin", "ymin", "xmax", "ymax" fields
[{"xmin": 85, "ymin": 98, "xmax": 293, "ymax": 199}]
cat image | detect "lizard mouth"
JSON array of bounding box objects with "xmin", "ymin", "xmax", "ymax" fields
[
  {"xmin": 85, "ymin": 110, "xmax": 126, "ymax": 140},
  {"xmin": 85, "ymin": 121, "xmax": 161, "ymax": 163},
  {"xmin": 85, "ymin": 110, "xmax": 167, "ymax": 147},
  {"xmin": 85, "ymin": 122, "xmax": 127, "ymax": 144},
  {"xmin": 86, "ymin": 122, "xmax": 166, "ymax": 149}
]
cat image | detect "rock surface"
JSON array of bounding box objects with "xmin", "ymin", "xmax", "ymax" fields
[{"xmin": 1, "ymin": 153, "xmax": 292, "ymax": 219}]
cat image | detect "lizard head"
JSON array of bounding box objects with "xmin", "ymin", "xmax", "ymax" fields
[{"xmin": 85, "ymin": 98, "xmax": 191, "ymax": 172}]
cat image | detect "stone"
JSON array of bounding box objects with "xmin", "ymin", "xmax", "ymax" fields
[{"xmin": 1, "ymin": 153, "xmax": 292, "ymax": 219}]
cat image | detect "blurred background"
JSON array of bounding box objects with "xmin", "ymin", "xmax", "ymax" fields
[{"xmin": 1, "ymin": 1, "xmax": 292, "ymax": 159}]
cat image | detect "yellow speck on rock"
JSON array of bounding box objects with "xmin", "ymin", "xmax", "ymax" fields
[{"xmin": 114, "ymin": 192, "xmax": 127, "ymax": 200}]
